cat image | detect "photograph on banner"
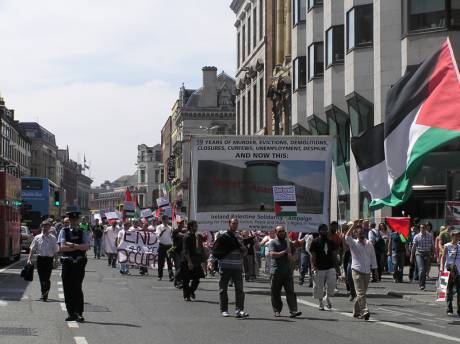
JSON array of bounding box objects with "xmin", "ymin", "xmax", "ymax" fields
[
  {"xmin": 117, "ymin": 230, "xmax": 159, "ymax": 268},
  {"xmin": 189, "ymin": 135, "xmax": 332, "ymax": 232}
]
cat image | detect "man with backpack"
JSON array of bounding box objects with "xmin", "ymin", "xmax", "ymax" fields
[{"xmin": 212, "ymin": 218, "xmax": 249, "ymax": 318}]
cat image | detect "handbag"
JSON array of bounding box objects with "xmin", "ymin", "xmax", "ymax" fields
[{"xmin": 20, "ymin": 263, "xmax": 34, "ymax": 282}]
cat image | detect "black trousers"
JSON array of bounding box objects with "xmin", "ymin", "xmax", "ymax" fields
[
  {"xmin": 173, "ymin": 253, "xmax": 182, "ymax": 286},
  {"xmin": 157, "ymin": 244, "xmax": 173, "ymax": 278},
  {"xmin": 219, "ymin": 269, "xmax": 245, "ymax": 312},
  {"xmin": 36, "ymin": 256, "xmax": 53, "ymax": 296},
  {"xmin": 61, "ymin": 258, "xmax": 87, "ymax": 316},
  {"xmin": 182, "ymin": 264, "xmax": 201, "ymax": 299},
  {"xmin": 270, "ymin": 272, "xmax": 298, "ymax": 313}
]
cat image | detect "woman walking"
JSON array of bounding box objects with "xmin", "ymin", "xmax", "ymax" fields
[
  {"xmin": 441, "ymin": 227, "xmax": 460, "ymax": 316},
  {"xmin": 182, "ymin": 221, "xmax": 205, "ymax": 301}
]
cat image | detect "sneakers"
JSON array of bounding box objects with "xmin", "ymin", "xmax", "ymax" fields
[
  {"xmin": 190, "ymin": 292, "xmax": 196, "ymax": 300},
  {"xmin": 158, "ymin": 277, "xmax": 162, "ymax": 281},
  {"xmin": 235, "ymin": 310, "xmax": 249, "ymax": 318},
  {"xmin": 289, "ymin": 311, "xmax": 302, "ymax": 318},
  {"xmin": 76, "ymin": 314, "xmax": 85, "ymax": 323},
  {"xmin": 274, "ymin": 312, "xmax": 281, "ymax": 317},
  {"xmin": 318, "ymin": 301, "xmax": 324, "ymax": 311},
  {"xmin": 221, "ymin": 311, "xmax": 230, "ymax": 317},
  {"xmin": 447, "ymin": 311, "xmax": 454, "ymax": 316},
  {"xmin": 184, "ymin": 297, "xmax": 191, "ymax": 302},
  {"xmin": 65, "ymin": 314, "xmax": 77, "ymax": 321},
  {"xmin": 420, "ymin": 286, "xmax": 425, "ymax": 290},
  {"xmin": 324, "ymin": 296, "xmax": 332, "ymax": 310},
  {"xmin": 362, "ymin": 312, "xmax": 370, "ymax": 321}
]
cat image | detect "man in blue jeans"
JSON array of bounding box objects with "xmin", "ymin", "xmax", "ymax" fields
[
  {"xmin": 388, "ymin": 231, "xmax": 406, "ymax": 283},
  {"xmin": 410, "ymin": 224, "xmax": 434, "ymax": 290}
]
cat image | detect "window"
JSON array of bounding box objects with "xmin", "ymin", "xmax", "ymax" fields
[
  {"xmin": 140, "ymin": 169, "xmax": 145, "ymax": 183},
  {"xmin": 326, "ymin": 25, "xmax": 344, "ymax": 67},
  {"xmin": 236, "ymin": 99, "xmax": 240, "ymax": 135},
  {"xmin": 259, "ymin": 77, "xmax": 264, "ymax": 129},
  {"xmin": 452, "ymin": 0, "xmax": 460, "ymax": 26},
  {"xmin": 155, "ymin": 170, "xmax": 159, "ymax": 183},
  {"xmin": 293, "ymin": 56, "xmax": 307, "ymax": 91},
  {"xmin": 242, "ymin": 95, "xmax": 246, "ymax": 134},
  {"xmin": 253, "ymin": 7, "xmax": 257, "ymax": 48},
  {"xmin": 253, "ymin": 83, "xmax": 258, "ymax": 131},
  {"xmin": 242, "ymin": 25, "xmax": 246, "ymax": 61},
  {"xmin": 259, "ymin": 0, "xmax": 264, "ymax": 40},
  {"xmin": 308, "ymin": 0, "xmax": 323, "ymax": 11},
  {"xmin": 308, "ymin": 42, "xmax": 324, "ymax": 80},
  {"xmin": 237, "ymin": 32, "xmax": 241, "ymax": 68},
  {"xmin": 293, "ymin": 0, "xmax": 306, "ymax": 26},
  {"xmin": 247, "ymin": 90, "xmax": 252, "ymax": 134},
  {"xmin": 347, "ymin": 92, "xmax": 374, "ymax": 137},
  {"xmin": 248, "ymin": 16, "xmax": 251, "ymax": 55},
  {"xmin": 347, "ymin": 4, "xmax": 373, "ymax": 51},
  {"xmin": 409, "ymin": 0, "xmax": 445, "ymax": 31}
]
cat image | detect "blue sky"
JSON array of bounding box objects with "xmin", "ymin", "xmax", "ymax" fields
[{"xmin": 0, "ymin": 0, "xmax": 235, "ymax": 184}]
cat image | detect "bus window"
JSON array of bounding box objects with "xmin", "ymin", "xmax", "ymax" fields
[{"xmin": 21, "ymin": 179, "xmax": 44, "ymax": 190}]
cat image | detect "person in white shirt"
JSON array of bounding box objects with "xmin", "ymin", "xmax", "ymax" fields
[
  {"xmin": 345, "ymin": 220, "xmax": 377, "ymax": 321},
  {"xmin": 156, "ymin": 215, "xmax": 174, "ymax": 281},
  {"xmin": 27, "ymin": 220, "xmax": 58, "ymax": 301},
  {"xmin": 117, "ymin": 221, "xmax": 133, "ymax": 275},
  {"xmin": 103, "ymin": 221, "xmax": 119, "ymax": 268}
]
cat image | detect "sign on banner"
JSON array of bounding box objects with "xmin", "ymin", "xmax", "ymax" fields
[
  {"xmin": 105, "ymin": 212, "xmax": 119, "ymax": 220},
  {"xmin": 140, "ymin": 208, "xmax": 153, "ymax": 218},
  {"xmin": 436, "ymin": 271, "xmax": 450, "ymax": 302},
  {"xmin": 273, "ymin": 186, "xmax": 297, "ymax": 217},
  {"xmin": 124, "ymin": 201, "xmax": 135, "ymax": 212},
  {"xmin": 189, "ymin": 135, "xmax": 333, "ymax": 232},
  {"xmin": 156, "ymin": 197, "xmax": 170, "ymax": 208},
  {"xmin": 117, "ymin": 230, "xmax": 159, "ymax": 267}
]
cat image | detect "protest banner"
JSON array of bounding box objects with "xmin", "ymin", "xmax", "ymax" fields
[
  {"xmin": 273, "ymin": 186, "xmax": 297, "ymax": 217},
  {"xmin": 156, "ymin": 197, "xmax": 170, "ymax": 208},
  {"xmin": 436, "ymin": 271, "xmax": 450, "ymax": 302},
  {"xmin": 117, "ymin": 230, "xmax": 159, "ymax": 267},
  {"xmin": 140, "ymin": 208, "xmax": 153, "ymax": 219},
  {"xmin": 190, "ymin": 135, "xmax": 333, "ymax": 232}
]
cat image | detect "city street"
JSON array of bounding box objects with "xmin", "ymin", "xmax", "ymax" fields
[{"xmin": 1, "ymin": 257, "xmax": 459, "ymax": 344}]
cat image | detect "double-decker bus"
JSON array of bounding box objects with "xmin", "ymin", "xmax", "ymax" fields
[
  {"xmin": 0, "ymin": 172, "xmax": 21, "ymax": 264},
  {"xmin": 21, "ymin": 177, "xmax": 60, "ymax": 235}
]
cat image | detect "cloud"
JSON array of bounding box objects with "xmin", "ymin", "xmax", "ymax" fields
[{"xmin": 0, "ymin": 0, "xmax": 236, "ymax": 185}]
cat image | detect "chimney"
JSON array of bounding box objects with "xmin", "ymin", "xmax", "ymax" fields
[{"xmin": 199, "ymin": 66, "xmax": 218, "ymax": 108}]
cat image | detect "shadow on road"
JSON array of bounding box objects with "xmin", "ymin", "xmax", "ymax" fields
[
  {"xmin": 242, "ymin": 317, "xmax": 296, "ymax": 323},
  {"xmin": 84, "ymin": 321, "xmax": 142, "ymax": 328}
]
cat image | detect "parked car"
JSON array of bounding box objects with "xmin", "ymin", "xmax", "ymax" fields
[{"xmin": 20, "ymin": 225, "xmax": 33, "ymax": 253}]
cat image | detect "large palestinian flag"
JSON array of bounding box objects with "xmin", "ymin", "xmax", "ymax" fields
[{"xmin": 352, "ymin": 39, "xmax": 460, "ymax": 209}]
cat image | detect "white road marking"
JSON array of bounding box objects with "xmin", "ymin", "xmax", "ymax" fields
[
  {"xmin": 59, "ymin": 293, "xmax": 65, "ymax": 299},
  {"xmin": 67, "ymin": 321, "xmax": 79, "ymax": 329},
  {"xmin": 295, "ymin": 298, "xmax": 460, "ymax": 342},
  {"xmin": 60, "ymin": 303, "xmax": 66, "ymax": 311},
  {"xmin": 58, "ymin": 287, "xmax": 63, "ymax": 292},
  {"xmin": 74, "ymin": 337, "xmax": 88, "ymax": 344},
  {"xmin": 0, "ymin": 300, "xmax": 7, "ymax": 306}
]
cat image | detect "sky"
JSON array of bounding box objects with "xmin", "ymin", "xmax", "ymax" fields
[{"xmin": 0, "ymin": 0, "xmax": 235, "ymax": 185}]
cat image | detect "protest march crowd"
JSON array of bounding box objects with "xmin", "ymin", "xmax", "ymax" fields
[{"xmin": 26, "ymin": 211, "xmax": 460, "ymax": 323}]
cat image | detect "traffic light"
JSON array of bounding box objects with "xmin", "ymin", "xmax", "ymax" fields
[{"xmin": 54, "ymin": 191, "xmax": 61, "ymax": 207}]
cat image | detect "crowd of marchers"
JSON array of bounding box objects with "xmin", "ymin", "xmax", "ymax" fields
[{"xmin": 26, "ymin": 215, "xmax": 460, "ymax": 322}]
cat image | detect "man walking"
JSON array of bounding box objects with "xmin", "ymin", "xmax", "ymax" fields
[
  {"xmin": 156, "ymin": 215, "xmax": 174, "ymax": 281},
  {"xmin": 27, "ymin": 220, "xmax": 58, "ymax": 301},
  {"xmin": 410, "ymin": 223, "xmax": 434, "ymax": 290},
  {"xmin": 268, "ymin": 224, "xmax": 302, "ymax": 318},
  {"xmin": 345, "ymin": 221, "xmax": 377, "ymax": 320},
  {"xmin": 103, "ymin": 221, "xmax": 119, "ymax": 268},
  {"xmin": 58, "ymin": 213, "xmax": 90, "ymax": 322},
  {"xmin": 212, "ymin": 218, "xmax": 249, "ymax": 318},
  {"xmin": 310, "ymin": 224, "xmax": 338, "ymax": 310},
  {"xmin": 92, "ymin": 218, "xmax": 104, "ymax": 259}
]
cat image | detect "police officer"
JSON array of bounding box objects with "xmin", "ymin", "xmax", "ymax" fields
[{"xmin": 58, "ymin": 212, "xmax": 90, "ymax": 322}]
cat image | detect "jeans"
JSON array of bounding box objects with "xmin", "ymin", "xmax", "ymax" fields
[
  {"xmin": 107, "ymin": 253, "xmax": 117, "ymax": 268},
  {"xmin": 219, "ymin": 269, "xmax": 245, "ymax": 312},
  {"xmin": 36, "ymin": 256, "xmax": 53, "ymax": 296},
  {"xmin": 447, "ymin": 275, "xmax": 460, "ymax": 313},
  {"xmin": 352, "ymin": 270, "xmax": 371, "ymax": 316},
  {"xmin": 392, "ymin": 252, "xmax": 405, "ymax": 283},
  {"xmin": 157, "ymin": 244, "xmax": 173, "ymax": 279},
  {"xmin": 409, "ymin": 257, "xmax": 419, "ymax": 281},
  {"xmin": 299, "ymin": 251, "xmax": 310, "ymax": 283},
  {"xmin": 61, "ymin": 258, "xmax": 87, "ymax": 316},
  {"xmin": 416, "ymin": 252, "xmax": 431, "ymax": 287},
  {"xmin": 270, "ymin": 272, "xmax": 298, "ymax": 313},
  {"xmin": 93, "ymin": 238, "xmax": 102, "ymax": 258}
]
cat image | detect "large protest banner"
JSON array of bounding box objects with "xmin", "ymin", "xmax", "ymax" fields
[
  {"xmin": 117, "ymin": 231, "xmax": 159, "ymax": 267},
  {"xmin": 190, "ymin": 135, "xmax": 333, "ymax": 232}
]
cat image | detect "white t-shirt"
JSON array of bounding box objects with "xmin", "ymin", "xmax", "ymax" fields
[
  {"xmin": 156, "ymin": 224, "xmax": 173, "ymax": 246},
  {"xmin": 103, "ymin": 227, "xmax": 119, "ymax": 253}
]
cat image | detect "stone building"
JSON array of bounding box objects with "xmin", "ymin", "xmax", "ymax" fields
[{"xmin": 136, "ymin": 144, "xmax": 163, "ymax": 208}]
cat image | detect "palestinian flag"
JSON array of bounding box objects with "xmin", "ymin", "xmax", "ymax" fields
[
  {"xmin": 385, "ymin": 217, "xmax": 410, "ymax": 239},
  {"xmin": 351, "ymin": 39, "xmax": 460, "ymax": 209},
  {"xmin": 274, "ymin": 201, "xmax": 297, "ymax": 217}
]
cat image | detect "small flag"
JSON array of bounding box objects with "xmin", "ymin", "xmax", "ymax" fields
[
  {"xmin": 274, "ymin": 201, "xmax": 297, "ymax": 217},
  {"xmin": 385, "ymin": 217, "xmax": 410, "ymax": 239}
]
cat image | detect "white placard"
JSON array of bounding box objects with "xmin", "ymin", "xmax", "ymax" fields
[
  {"xmin": 117, "ymin": 230, "xmax": 159, "ymax": 267},
  {"xmin": 156, "ymin": 197, "xmax": 170, "ymax": 208},
  {"xmin": 273, "ymin": 186, "xmax": 296, "ymax": 202},
  {"xmin": 140, "ymin": 208, "xmax": 153, "ymax": 218}
]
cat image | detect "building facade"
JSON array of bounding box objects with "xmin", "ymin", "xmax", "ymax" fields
[
  {"xmin": 136, "ymin": 144, "xmax": 163, "ymax": 208},
  {"xmin": 295, "ymin": 0, "xmax": 460, "ymax": 224},
  {"xmin": 166, "ymin": 66, "xmax": 236, "ymax": 214},
  {"xmin": 76, "ymin": 167, "xmax": 93, "ymax": 216},
  {"xmin": 19, "ymin": 122, "xmax": 58, "ymax": 184},
  {"xmin": 231, "ymin": 0, "xmax": 268, "ymax": 135},
  {"xmin": 0, "ymin": 96, "xmax": 31, "ymax": 178}
]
